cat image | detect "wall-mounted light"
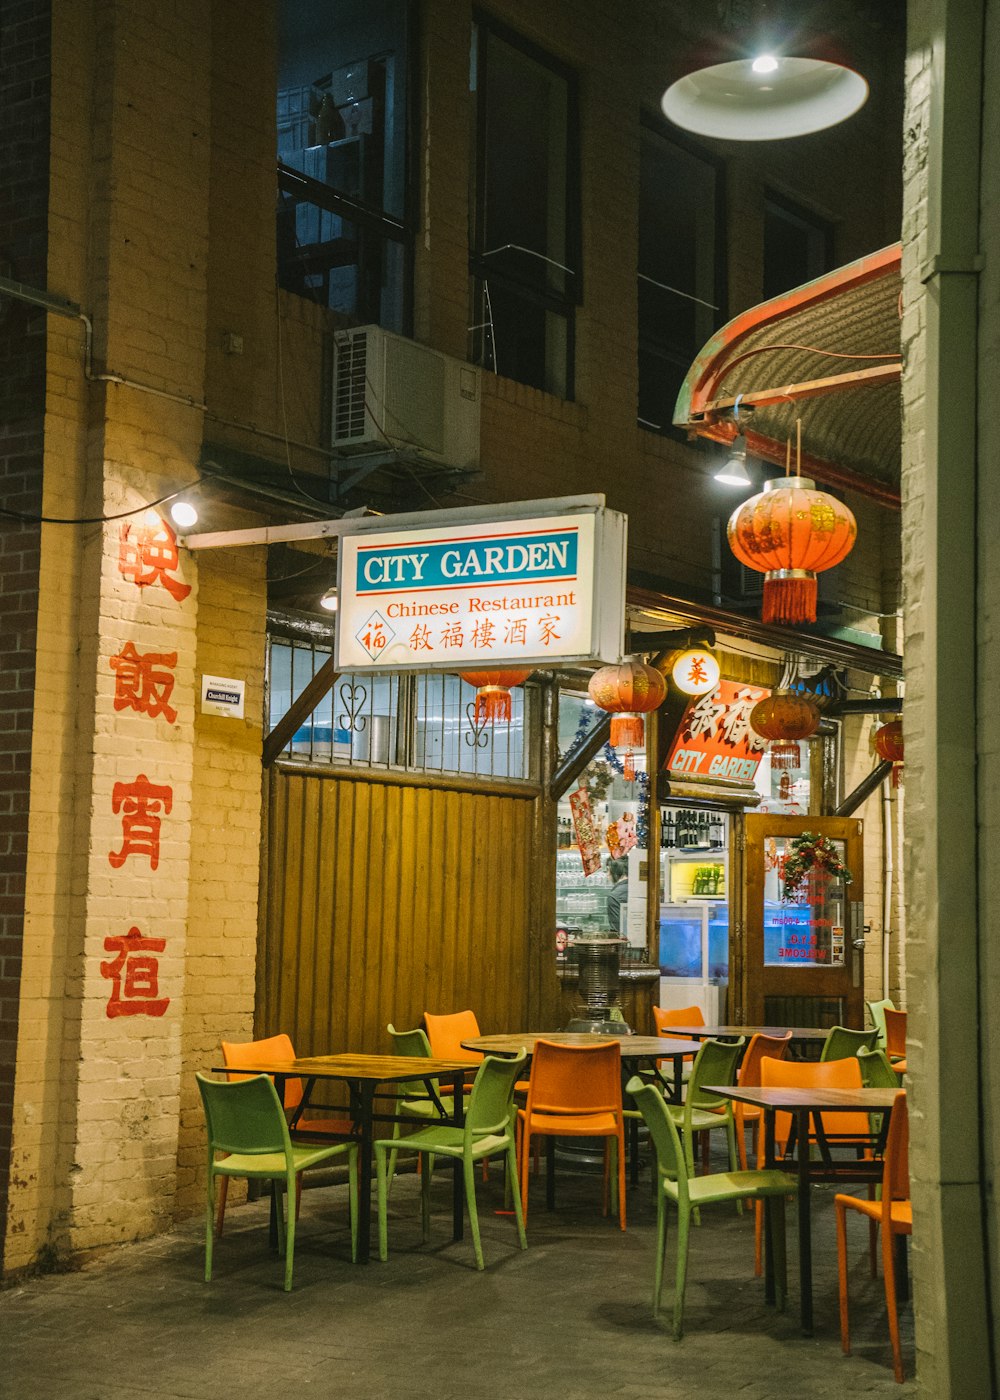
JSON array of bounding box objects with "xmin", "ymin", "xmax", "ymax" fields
[
  {"xmin": 714, "ymin": 435, "xmax": 753, "ymax": 487},
  {"xmin": 320, "ymin": 588, "xmax": 339, "ymax": 612},
  {"xmin": 170, "ymin": 500, "xmax": 199, "ymax": 528}
]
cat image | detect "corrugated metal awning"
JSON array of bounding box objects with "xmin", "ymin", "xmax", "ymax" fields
[{"xmin": 674, "ymin": 243, "xmax": 902, "ymax": 508}]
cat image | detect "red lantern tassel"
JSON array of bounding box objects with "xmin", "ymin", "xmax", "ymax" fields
[
  {"xmin": 762, "ymin": 575, "xmax": 818, "ymax": 625},
  {"xmin": 610, "ymin": 714, "xmax": 645, "ymax": 748},
  {"xmin": 770, "ymin": 741, "xmax": 799, "ymax": 770},
  {"xmin": 623, "ymin": 750, "xmax": 636, "ymax": 781},
  {"xmin": 474, "ymin": 685, "xmax": 512, "ymax": 724}
]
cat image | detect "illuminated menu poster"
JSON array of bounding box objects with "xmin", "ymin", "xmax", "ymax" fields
[{"xmin": 667, "ymin": 680, "xmax": 770, "ymax": 784}]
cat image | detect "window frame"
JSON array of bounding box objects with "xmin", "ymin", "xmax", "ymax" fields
[
  {"xmin": 469, "ymin": 12, "xmax": 581, "ymax": 399},
  {"xmin": 636, "ymin": 114, "xmax": 727, "ymax": 438},
  {"xmin": 761, "ymin": 188, "xmax": 835, "ymax": 302},
  {"xmin": 275, "ymin": 0, "xmax": 418, "ymax": 334}
]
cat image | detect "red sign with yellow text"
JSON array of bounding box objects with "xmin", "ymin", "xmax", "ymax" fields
[{"xmin": 666, "ymin": 680, "xmax": 770, "ymax": 784}]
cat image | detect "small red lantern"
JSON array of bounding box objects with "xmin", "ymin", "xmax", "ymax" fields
[
  {"xmin": 874, "ymin": 718, "xmax": 904, "ymax": 787},
  {"xmin": 750, "ymin": 692, "xmax": 820, "ymax": 771},
  {"xmin": 459, "ymin": 669, "xmax": 532, "ymax": 724},
  {"xmin": 728, "ymin": 476, "xmax": 857, "ymax": 625},
  {"xmin": 588, "ymin": 659, "xmax": 666, "ymax": 779}
]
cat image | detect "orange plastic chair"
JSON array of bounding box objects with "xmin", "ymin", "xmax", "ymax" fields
[
  {"xmin": 733, "ymin": 1030, "xmax": 793, "ymax": 1172},
  {"xmin": 753, "ymin": 1053, "xmax": 871, "ymax": 1276},
  {"xmin": 652, "ymin": 1004, "xmax": 704, "ymax": 1089},
  {"xmin": 216, "ymin": 1033, "xmax": 353, "ymax": 1235},
  {"xmin": 836, "ymin": 1091, "xmax": 911, "ymax": 1382},
  {"xmin": 422, "ymin": 1010, "xmax": 484, "ymax": 1063},
  {"xmin": 518, "ymin": 1038, "xmax": 626, "ymax": 1229},
  {"xmin": 884, "ymin": 1008, "xmax": 908, "ymax": 1074}
]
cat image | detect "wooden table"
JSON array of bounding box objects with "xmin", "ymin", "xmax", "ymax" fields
[
  {"xmin": 706, "ymin": 1084, "xmax": 901, "ymax": 1334},
  {"xmin": 663, "ymin": 1024, "xmax": 830, "ymax": 1044},
  {"xmin": 211, "ymin": 1052, "xmax": 472, "ymax": 1264}
]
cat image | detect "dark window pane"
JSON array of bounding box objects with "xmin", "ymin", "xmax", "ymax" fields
[
  {"xmin": 763, "ymin": 197, "xmax": 832, "ymax": 299},
  {"xmin": 470, "ymin": 22, "xmax": 577, "ymax": 398},
  {"xmin": 277, "ymin": 0, "xmax": 409, "ymax": 327},
  {"xmin": 638, "ymin": 128, "xmax": 723, "ymax": 434}
]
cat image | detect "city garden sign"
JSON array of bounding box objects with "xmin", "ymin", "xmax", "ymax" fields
[{"xmin": 180, "ymin": 495, "xmax": 627, "ymax": 671}]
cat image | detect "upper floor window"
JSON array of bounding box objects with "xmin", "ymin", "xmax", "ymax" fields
[
  {"xmin": 469, "ymin": 19, "xmax": 580, "ymax": 399},
  {"xmin": 762, "ymin": 193, "xmax": 833, "ymax": 300},
  {"xmin": 277, "ymin": 0, "xmax": 412, "ymax": 331},
  {"xmin": 638, "ymin": 123, "xmax": 725, "ymax": 436}
]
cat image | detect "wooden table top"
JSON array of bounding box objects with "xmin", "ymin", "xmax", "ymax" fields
[
  {"xmin": 210, "ymin": 1053, "xmax": 474, "ymax": 1083},
  {"xmin": 705, "ymin": 1085, "xmax": 902, "ymax": 1110},
  {"xmin": 462, "ymin": 1034, "xmax": 696, "ymax": 1058},
  {"xmin": 665, "ymin": 1024, "xmax": 830, "ymax": 1041}
]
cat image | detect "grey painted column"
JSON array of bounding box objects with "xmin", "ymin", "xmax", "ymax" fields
[{"xmin": 903, "ymin": 0, "xmax": 996, "ymax": 1393}]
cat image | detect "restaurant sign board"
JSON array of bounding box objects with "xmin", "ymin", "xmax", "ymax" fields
[
  {"xmin": 667, "ymin": 679, "xmax": 770, "ymax": 783},
  {"xmin": 336, "ymin": 501, "xmax": 626, "ymax": 671}
]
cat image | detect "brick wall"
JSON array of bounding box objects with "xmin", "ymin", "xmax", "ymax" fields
[{"xmin": 0, "ymin": 0, "xmax": 49, "ymax": 1274}]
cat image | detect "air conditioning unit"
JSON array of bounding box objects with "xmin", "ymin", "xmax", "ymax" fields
[{"xmin": 331, "ymin": 325, "xmax": 481, "ymax": 470}]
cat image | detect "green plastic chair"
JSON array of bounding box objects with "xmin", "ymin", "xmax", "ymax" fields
[
  {"xmin": 374, "ymin": 1051, "xmax": 528, "ymax": 1270},
  {"xmin": 627, "ymin": 1076, "xmax": 789, "ymax": 1339},
  {"xmin": 820, "ymin": 1025, "xmax": 879, "ymax": 1061},
  {"xmin": 866, "ymin": 998, "xmax": 896, "ymax": 1050},
  {"xmin": 666, "ymin": 1036, "xmax": 745, "ymax": 1185},
  {"xmin": 858, "ymin": 1046, "xmax": 902, "ymax": 1089},
  {"xmin": 385, "ymin": 1023, "xmax": 455, "ymax": 1187},
  {"xmin": 196, "ymin": 1072, "xmax": 359, "ymax": 1291}
]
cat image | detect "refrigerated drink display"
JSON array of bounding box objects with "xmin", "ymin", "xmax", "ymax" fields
[{"xmin": 658, "ymin": 804, "xmax": 730, "ymax": 1014}]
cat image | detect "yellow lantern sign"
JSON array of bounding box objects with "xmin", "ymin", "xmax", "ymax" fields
[{"xmin": 671, "ymin": 649, "xmax": 721, "ymax": 697}]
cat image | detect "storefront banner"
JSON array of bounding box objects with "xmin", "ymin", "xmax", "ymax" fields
[
  {"xmin": 667, "ymin": 679, "xmax": 770, "ymax": 783},
  {"xmin": 568, "ymin": 786, "xmax": 602, "ymax": 876},
  {"xmin": 336, "ymin": 505, "xmax": 626, "ymax": 671}
]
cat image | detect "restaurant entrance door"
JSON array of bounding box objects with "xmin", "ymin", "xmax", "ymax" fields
[{"xmin": 743, "ymin": 815, "xmax": 865, "ymax": 1028}]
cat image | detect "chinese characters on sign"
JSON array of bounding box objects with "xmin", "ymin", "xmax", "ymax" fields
[
  {"xmin": 101, "ymin": 927, "xmax": 170, "ymax": 1018},
  {"xmin": 337, "ymin": 507, "xmax": 626, "ymax": 671},
  {"xmin": 667, "ymin": 680, "xmax": 770, "ymax": 783},
  {"xmin": 103, "ymin": 511, "xmax": 191, "ymax": 1019}
]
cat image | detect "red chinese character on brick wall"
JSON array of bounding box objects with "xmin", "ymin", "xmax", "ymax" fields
[
  {"xmin": 108, "ymin": 775, "xmax": 173, "ymax": 869},
  {"xmin": 118, "ymin": 516, "xmax": 191, "ymax": 601},
  {"xmin": 101, "ymin": 927, "xmax": 170, "ymax": 1018},
  {"xmin": 109, "ymin": 641, "xmax": 178, "ymax": 722}
]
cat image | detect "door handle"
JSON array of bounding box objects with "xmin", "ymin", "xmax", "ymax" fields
[{"xmin": 852, "ymin": 938, "xmax": 866, "ymax": 950}]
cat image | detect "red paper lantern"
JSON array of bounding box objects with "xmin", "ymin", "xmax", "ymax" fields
[
  {"xmin": 874, "ymin": 719, "xmax": 904, "ymax": 787},
  {"xmin": 750, "ymin": 692, "xmax": 820, "ymax": 770},
  {"xmin": 459, "ymin": 669, "xmax": 532, "ymax": 724},
  {"xmin": 588, "ymin": 659, "xmax": 666, "ymax": 777},
  {"xmin": 728, "ymin": 476, "xmax": 857, "ymax": 624}
]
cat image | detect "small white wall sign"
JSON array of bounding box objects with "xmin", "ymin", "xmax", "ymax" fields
[{"xmin": 201, "ymin": 675, "xmax": 245, "ymax": 718}]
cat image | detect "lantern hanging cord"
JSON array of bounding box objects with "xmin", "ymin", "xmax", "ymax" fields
[{"xmin": 0, "ymin": 478, "xmax": 207, "ymax": 526}]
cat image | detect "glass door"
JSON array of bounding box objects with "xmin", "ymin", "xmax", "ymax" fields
[{"xmin": 744, "ymin": 814, "xmax": 865, "ymax": 1028}]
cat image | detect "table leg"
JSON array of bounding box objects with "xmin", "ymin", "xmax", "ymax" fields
[
  {"xmin": 450, "ymin": 1073, "xmax": 465, "ymax": 1242},
  {"xmin": 763, "ymin": 1109, "xmax": 776, "ymax": 1305},
  {"xmin": 356, "ymin": 1081, "xmax": 375, "ymax": 1264},
  {"xmin": 797, "ymin": 1108, "xmax": 813, "ymax": 1335}
]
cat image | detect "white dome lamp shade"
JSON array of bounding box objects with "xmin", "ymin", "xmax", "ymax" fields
[{"xmin": 661, "ymin": 48, "xmax": 868, "ymax": 142}]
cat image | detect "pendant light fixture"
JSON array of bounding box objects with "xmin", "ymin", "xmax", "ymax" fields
[{"xmin": 661, "ymin": 30, "xmax": 868, "ymax": 142}]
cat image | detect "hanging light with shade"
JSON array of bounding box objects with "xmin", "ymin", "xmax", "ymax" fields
[{"xmin": 661, "ymin": 28, "xmax": 868, "ymax": 142}]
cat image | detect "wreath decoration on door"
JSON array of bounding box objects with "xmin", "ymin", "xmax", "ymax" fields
[{"xmin": 781, "ymin": 831, "xmax": 853, "ymax": 897}]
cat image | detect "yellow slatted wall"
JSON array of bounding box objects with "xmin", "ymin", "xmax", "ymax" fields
[{"xmin": 258, "ymin": 766, "xmax": 548, "ymax": 1058}]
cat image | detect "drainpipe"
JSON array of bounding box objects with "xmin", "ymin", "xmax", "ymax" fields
[{"xmin": 882, "ymin": 781, "xmax": 893, "ymax": 1001}]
